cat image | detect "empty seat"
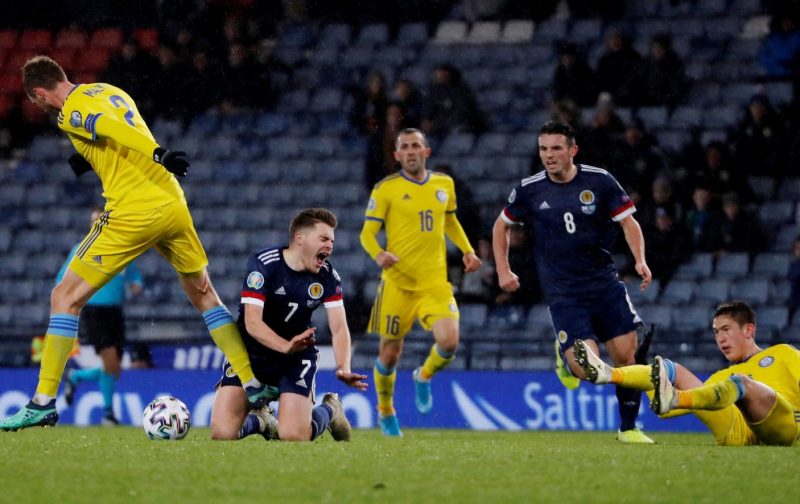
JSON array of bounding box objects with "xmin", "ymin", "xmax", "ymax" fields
[
  {"xmin": 748, "ymin": 176, "xmax": 776, "ymax": 201},
  {"xmin": 730, "ymin": 278, "xmax": 769, "ymax": 305},
  {"xmin": 660, "ymin": 279, "xmax": 694, "ymax": 305},
  {"xmin": 695, "ymin": 279, "xmax": 730, "ymax": 304},
  {"xmin": 759, "ymin": 306, "xmax": 790, "ymax": 332},
  {"xmin": 625, "ymin": 278, "xmax": 660, "ymax": 305},
  {"xmin": 54, "ymin": 29, "xmax": 88, "ymax": 49},
  {"xmin": 501, "ymin": 20, "xmax": 534, "ymax": 43},
  {"xmin": 674, "ymin": 253, "xmax": 714, "ymax": 280},
  {"xmin": 396, "ymin": 23, "xmax": 429, "ymax": 47},
  {"xmin": 89, "ymin": 28, "xmax": 123, "ymax": 50},
  {"xmin": 440, "ymin": 133, "xmax": 475, "ymax": 156},
  {"xmin": 18, "ymin": 29, "xmax": 52, "ymax": 51},
  {"xmin": 433, "ymin": 21, "xmax": 468, "ymax": 44},
  {"xmin": 133, "ymin": 28, "xmax": 158, "ymax": 52},
  {"xmin": 639, "ymin": 305, "xmax": 673, "ymax": 329},
  {"xmin": 672, "ymin": 305, "xmax": 713, "ymax": 331},
  {"xmin": 752, "ymin": 253, "xmax": 791, "ymax": 278},
  {"xmin": 716, "ymin": 253, "xmax": 750, "ymax": 279},
  {"xmin": 758, "ymin": 201, "xmax": 794, "ymax": 227},
  {"xmin": 467, "ymin": 22, "xmax": 501, "ymax": 43},
  {"xmin": 355, "ymin": 23, "xmax": 389, "ymax": 47},
  {"xmin": 460, "ymin": 303, "xmax": 488, "ymax": 329}
]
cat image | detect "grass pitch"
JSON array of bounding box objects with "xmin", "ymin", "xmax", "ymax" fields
[{"xmin": 0, "ymin": 428, "xmax": 797, "ymax": 503}]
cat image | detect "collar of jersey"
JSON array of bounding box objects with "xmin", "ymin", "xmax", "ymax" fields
[
  {"xmin": 400, "ymin": 171, "xmax": 430, "ymax": 185},
  {"xmin": 545, "ymin": 163, "xmax": 581, "ymax": 185}
]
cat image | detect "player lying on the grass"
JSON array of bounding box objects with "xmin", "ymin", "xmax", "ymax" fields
[
  {"xmin": 210, "ymin": 208, "xmax": 368, "ymax": 442},
  {"xmin": 574, "ymin": 300, "xmax": 800, "ymax": 446}
]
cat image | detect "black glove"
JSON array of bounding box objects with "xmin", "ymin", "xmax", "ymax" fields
[
  {"xmin": 153, "ymin": 147, "xmax": 189, "ymax": 177},
  {"xmin": 68, "ymin": 153, "xmax": 92, "ymax": 177}
]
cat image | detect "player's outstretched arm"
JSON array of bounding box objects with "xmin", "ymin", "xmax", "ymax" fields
[
  {"xmin": 492, "ymin": 215, "xmax": 520, "ymax": 292},
  {"xmin": 93, "ymin": 114, "xmax": 189, "ymax": 176},
  {"xmin": 618, "ymin": 215, "xmax": 652, "ymax": 290},
  {"xmin": 328, "ymin": 305, "xmax": 368, "ymax": 391}
]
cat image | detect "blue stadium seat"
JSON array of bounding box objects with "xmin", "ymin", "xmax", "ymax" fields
[
  {"xmin": 748, "ymin": 176, "xmax": 776, "ymax": 201},
  {"xmin": 638, "ymin": 304, "xmax": 673, "ymax": 329},
  {"xmin": 659, "ymin": 279, "xmax": 695, "ymax": 305},
  {"xmin": 704, "ymin": 17, "xmax": 741, "ymax": 42},
  {"xmin": 769, "ymin": 224, "xmax": 797, "ymax": 252},
  {"xmin": 317, "ymin": 24, "xmax": 351, "ymax": 48},
  {"xmin": 355, "ymin": 23, "xmax": 389, "ymax": 47},
  {"xmin": 716, "ymin": 253, "xmax": 750, "ymax": 279},
  {"xmin": 569, "ymin": 19, "xmax": 603, "ymax": 44},
  {"xmin": 533, "ymin": 18, "xmax": 567, "ymax": 42},
  {"xmin": 758, "ymin": 201, "xmax": 795, "ymax": 227},
  {"xmin": 440, "ymin": 133, "xmax": 475, "ymax": 156},
  {"xmin": 474, "ymin": 133, "xmax": 509, "ymax": 154},
  {"xmin": 669, "ymin": 106, "xmax": 704, "ymax": 129},
  {"xmin": 695, "ymin": 279, "xmax": 730, "ymax": 304},
  {"xmin": 752, "ymin": 253, "xmax": 792, "ymax": 279},
  {"xmin": 703, "ymin": 106, "xmax": 740, "ymax": 129},
  {"xmin": 672, "ymin": 305, "xmax": 713, "ymax": 332},
  {"xmin": 396, "ymin": 23, "xmax": 429, "ymax": 47},
  {"xmin": 730, "ymin": 278, "xmax": 770, "ymax": 305},
  {"xmin": 460, "ymin": 303, "xmax": 488, "ymax": 329},
  {"xmin": 278, "ymin": 23, "xmax": 316, "ymax": 48},
  {"xmin": 771, "ymin": 279, "xmax": 791, "ymax": 303},
  {"xmin": 674, "ymin": 253, "xmax": 714, "ymax": 280},
  {"xmin": 636, "ymin": 107, "xmax": 669, "ymax": 130},
  {"xmin": 776, "ymin": 178, "xmax": 800, "ymax": 201},
  {"xmin": 758, "ymin": 306, "xmax": 789, "ymax": 333},
  {"xmin": 687, "ymin": 82, "xmax": 721, "ymax": 106},
  {"xmin": 656, "ymin": 130, "xmax": 690, "ymax": 154},
  {"xmin": 466, "ymin": 21, "xmax": 502, "ymax": 44},
  {"xmin": 625, "ymin": 278, "xmax": 660, "ymax": 305}
]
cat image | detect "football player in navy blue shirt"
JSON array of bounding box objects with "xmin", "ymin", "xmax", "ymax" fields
[
  {"xmin": 493, "ymin": 121, "xmax": 655, "ymax": 444},
  {"xmin": 210, "ymin": 208, "xmax": 368, "ymax": 442}
]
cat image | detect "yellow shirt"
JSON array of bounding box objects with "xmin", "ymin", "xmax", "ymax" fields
[
  {"xmin": 706, "ymin": 344, "xmax": 800, "ymax": 410},
  {"xmin": 361, "ymin": 170, "xmax": 473, "ymax": 290},
  {"xmin": 57, "ymin": 83, "xmax": 184, "ymax": 212}
]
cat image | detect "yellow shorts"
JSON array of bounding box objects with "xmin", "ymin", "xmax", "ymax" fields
[
  {"xmin": 702, "ymin": 393, "xmax": 799, "ymax": 446},
  {"xmin": 69, "ymin": 199, "xmax": 208, "ymax": 288},
  {"xmin": 367, "ymin": 279, "xmax": 458, "ymax": 339}
]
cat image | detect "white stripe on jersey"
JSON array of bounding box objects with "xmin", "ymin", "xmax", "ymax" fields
[
  {"xmin": 581, "ymin": 165, "xmax": 609, "ymax": 175},
  {"xmin": 611, "ymin": 206, "xmax": 636, "ymax": 222},
  {"xmin": 324, "ymin": 299, "xmax": 344, "ymax": 308},
  {"xmin": 258, "ymin": 249, "xmax": 280, "ymax": 265},
  {"xmin": 521, "ymin": 172, "xmax": 546, "ymax": 187},
  {"xmin": 241, "ymin": 297, "xmax": 265, "ymax": 307}
]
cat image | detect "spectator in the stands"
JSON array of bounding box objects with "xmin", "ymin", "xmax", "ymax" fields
[
  {"xmin": 684, "ymin": 185, "xmax": 724, "ymax": 253},
  {"xmin": 688, "ymin": 141, "xmax": 754, "ymax": 203},
  {"xmin": 364, "ymin": 101, "xmax": 405, "ymax": 190},
  {"xmin": 629, "ymin": 33, "xmax": 687, "ymax": 107},
  {"xmin": 718, "ymin": 192, "xmax": 765, "ymax": 256},
  {"xmin": 186, "ymin": 49, "xmax": 222, "ymax": 116},
  {"xmin": 351, "ymin": 72, "xmax": 388, "ymax": 136},
  {"xmin": 596, "ymin": 29, "xmax": 641, "ymax": 106},
  {"xmin": 421, "ymin": 64, "xmax": 487, "ymax": 138},
  {"xmin": 611, "ymin": 118, "xmax": 667, "ymax": 202},
  {"xmin": 580, "ymin": 92, "xmax": 626, "ymax": 168},
  {"xmin": 102, "ymin": 38, "xmax": 160, "ymax": 118},
  {"xmin": 553, "ymin": 42, "xmax": 598, "ymax": 108},
  {"xmin": 150, "ymin": 44, "xmax": 192, "ymax": 121},
  {"xmin": 636, "ymin": 176, "xmax": 685, "ymax": 233},
  {"xmin": 788, "ymin": 236, "xmax": 800, "ymax": 316},
  {"xmin": 390, "ymin": 78, "xmax": 423, "ymax": 128},
  {"xmin": 732, "ymin": 93, "xmax": 785, "ymax": 178},
  {"xmin": 219, "ymin": 43, "xmax": 267, "ymax": 112},
  {"xmin": 759, "ymin": 13, "xmax": 800, "ymax": 78},
  {"xmin": 643, "ymin": 206, "xmax": 691, "ymax": 284}
]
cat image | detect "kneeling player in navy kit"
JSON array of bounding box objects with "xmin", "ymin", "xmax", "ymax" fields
[{"xmin": 210, "ymin": 208, "xmax": 368, "ymax": 442}]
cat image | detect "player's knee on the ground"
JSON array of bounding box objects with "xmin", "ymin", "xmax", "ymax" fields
[
  {"xmin": 278, "ymin": 423, "xmax": 312, "ymax": 442},
  {"xmin": 209, "ymin": 421, "xmax": 240, "ymax": 441}
]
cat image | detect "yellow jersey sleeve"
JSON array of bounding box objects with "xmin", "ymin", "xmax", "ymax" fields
[{"xmin": 58, "ymin": 83, "xmax": 183, "ymax": 211}]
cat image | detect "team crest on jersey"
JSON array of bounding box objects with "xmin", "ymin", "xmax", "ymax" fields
[
  {"xmin": 508, "ymin": 188, "xmax": 516, "ymax": 203},
  {"xmin": 308, "ymin": 282, "xmax": 324, "ymax": 299},
  {"xmin": 69, "ymin": 111, "xmax": 83, "ymax": 128},
  {"xmin": 367, "ymin": 198, "xmax": 376, "ymax": 210},
  {"xmin": 759, "ymin": 356, "xmax": 774, "ymax": 367},
  {"xmin": 436, "ymin": 190, "xmax": 448, "ymax": 203},
  {"xmin": 246, "ymin": 271, "xmax": 265, "ymax": 289},
  {"xmin": 557, "ymin": 330, "xmax": 568, "ymax": 344},
  {"xmin": 579, "ymin": 190, "xmax": 595, "ymax": 205}
]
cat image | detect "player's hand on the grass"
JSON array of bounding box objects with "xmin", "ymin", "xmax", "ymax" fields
[
  {"xmin": 636, "ymin": 261, "xmax": 652, "ymax": 291},
  {"xmin": 153, "ymin": 147, "xmax": 190, "ymax": 177},
  {"xmin": 497, "ymin": 269, "xmax": 520, "ymax": 292},
  {"xmin": 463, "ymin": 252, "xmax": 482, "ymax": 273},
  {"xmin": 375, "ymin": 251, "xmax": 399, "ymax": 269},
  {"xmin": 284, "ymin": 327, "xmax": 316, "ymax": 354},
  {"xmin": 336, "ymin": 369, "xmax": 368, "ymax": 391},
  {"xmin": 68, "ymin": 153, "xmax": 92, "ymax": 177}
]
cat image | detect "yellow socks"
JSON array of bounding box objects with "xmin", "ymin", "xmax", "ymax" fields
[
  {"xmin": 36, "ymin": 314, "xmax": 80, "ymax": 399},
  {"xmin": 203, "ymin": 306, "xmax": 255, "ymax": 384},
  {"xmin": 420, "ymin": 344, "xmax": 454, "ymax": 380},
  {"xmin": 373, "ymin": 358, "xmax": 397, "ymax": 416},
  {"xmin": 610, "ymin": 365, "xmax": 655, "ymax": 391},
  {"xmin": 677, "ymin": 376, "xmax": 745, "ymax": 410}
]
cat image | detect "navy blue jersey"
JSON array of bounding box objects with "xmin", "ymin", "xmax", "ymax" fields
[
  {"xmin": 237, "ymin": 246, "xmax": 343, "ymax": 358},
  {"xmin": 500, "ymin": 164, "xmax": 635, "ymax": 301}
]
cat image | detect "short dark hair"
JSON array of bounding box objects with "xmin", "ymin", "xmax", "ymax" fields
[
  {"xmin": 539, "ymin": 121, "xmax": 576, "ymax": 145},
  {"xmin": 289, "ymin": 208, "xmax": 337, "ymax": 240},
  {"xmin": 22, "ymin": 55, "xmax": 66, "ymax": 98},
  {"xmin": 714, "ymin": 300, "xmax": 756, "ymax": 327},
  {"xmin": 395, "ymin": 128, "xmax": 428, "ymax": 150}
]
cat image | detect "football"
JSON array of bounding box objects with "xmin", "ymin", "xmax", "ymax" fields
[{"xmin": 142, "ymin": 396, "xmax": 191, "ymax": 440}]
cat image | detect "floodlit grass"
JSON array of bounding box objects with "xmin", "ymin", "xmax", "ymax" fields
[{"xmin": 0, "ymin": 428, "xmax": 797, "ymax": 503}]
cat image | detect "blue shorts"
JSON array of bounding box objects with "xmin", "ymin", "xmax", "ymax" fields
[
  {"xmin": 217, "ymin": 349, "xmax": 318, "ymax": 399},
  {"xmin": 550, "ymin": 281, "xmax": 641, "ymax": 352}
]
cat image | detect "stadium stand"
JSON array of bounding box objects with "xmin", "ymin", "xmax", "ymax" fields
[{"xmin": 1, "ymin": 0, "xmax": 798, "ymax": 373}]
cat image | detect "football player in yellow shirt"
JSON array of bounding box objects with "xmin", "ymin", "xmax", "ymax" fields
[
  {"xmin": 574, "ymin": 300, "xmax": 800, "ymax": 445},
  {"xmin": 360, "ymin": 128, "xmax": 481, "ymax": 436},
  {"xmin": 1, "ymin": 56, "xmax": 273, "ymax": 431}
]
